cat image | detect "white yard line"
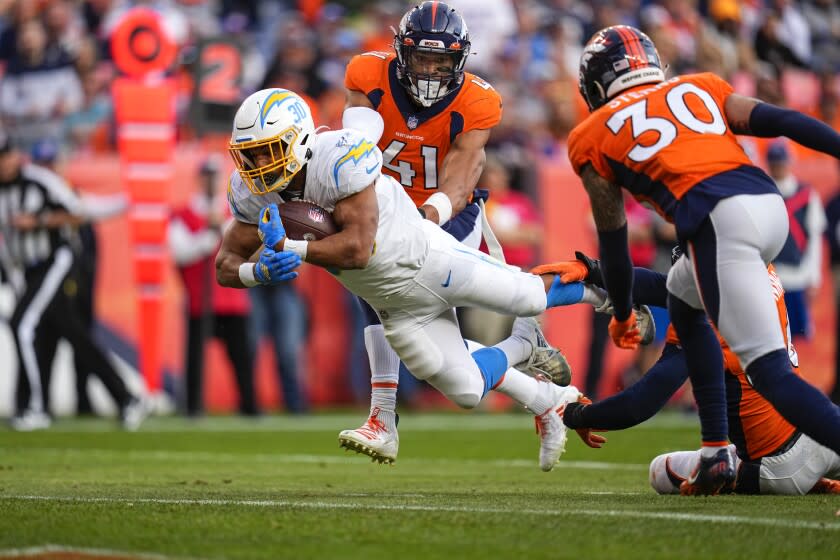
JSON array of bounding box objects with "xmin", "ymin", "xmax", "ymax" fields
[
  {"xmin": 26, "ymin": 412, "xmax": 697, "ymax": 433},
  {"xmin": 0, "ymin": 543, "xmax": 183, "ymax": 559},
  {"xmin": 0, "ymin": 446, "xmax": 648, "ymax": 470},
  {"xmin": 4, "ymin": 495, "xmax": 838, "ymax": 532}
]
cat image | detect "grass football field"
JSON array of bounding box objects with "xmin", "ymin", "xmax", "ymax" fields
[{"xmin": 1, "ymin": 411, "xmax": 838, "ymax": 559}]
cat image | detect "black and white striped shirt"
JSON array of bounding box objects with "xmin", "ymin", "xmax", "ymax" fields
[{"xmin": 0, "ymin": 163, "xmax": 81, "ymax": 270}]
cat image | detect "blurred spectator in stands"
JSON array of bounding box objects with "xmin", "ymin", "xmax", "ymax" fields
[
  {"xmin": 64, "ymin": 66, "xmax": 112, "ymax": 151},
  {"xmin": 823, "ymin": 165, "xmax": 840, "ymax": 404},
  {"xmin": 767, "ymin": 141, "xmax": 827, "ymax": 340},
  {"xmin": 641, "ymin": 7, "xmax": 684, "ymax": 73},
  {"xmin": 448, "ymin": 0, "xmax": 517, "ymax": 76},
  {"xmin": 0, "ymin": 18, "xmax": 83, "ymax": 152},
  {"xmin": 44, "ymin": 0, "xmax": 86, "ymax": 58},
  {"xmin": 357, "ymin": 1, "xmax": 403, "ymax": 53},
  {"xmin": 216, "ymin": 10, "xmax": 265, "ymax": 95},
  {"xmin": 248, "ymin": 282, "xmax": 308, "ymax": 415},
  {"xmin": 755, "ymin": 1, "xmax": 811, "ymax": 71},
  {"xmin": 802, "ymin": 0, "xmax": 840, "ymax": 73},
  {"xmin": 29, "ymin": 136, "xmax": 128, "ymax": 415},
  {"xmin": 261, "ymin": 18, "xmax": 326, "ymax": 100},
  {"xmin": 816, "ymin": 71, "xmax": 840, "ymax": 129},
  {"xmin": 0, "ymin": 0, "xmax": 40, "ymax": 64},
  {"xmin": 169, "ymin": 156, "xmax": 258, "ymax": 417},
  {"xmin": 641, "ymin": 0, "xmax": 700, "ymax": 73},
  {"xmin": 700, "ymin": 0, "xmax": 757, "ymax": 77},
  {"xmin": 754, "ymin": 61, "xmax": 786, "ymax": 106}
]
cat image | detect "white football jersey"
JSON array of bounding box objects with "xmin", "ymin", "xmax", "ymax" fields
[{"xmin": 227, "ymin": 128, "xmax": 429, "ymax": 306}]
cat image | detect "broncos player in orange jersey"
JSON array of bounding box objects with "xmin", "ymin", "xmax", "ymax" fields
[
  {"xmin": 337, "ymin": 1, "xmax": 568, "ymax": 463},
  {"xmin": 536, "ymin": 248, "xmax": 840, "ymax": 495},
  {"xmin": 560, "ymin": 25, "xmax": 840, "ymax": 495}
]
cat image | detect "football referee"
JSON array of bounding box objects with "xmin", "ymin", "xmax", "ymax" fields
[{"xmin": 0, "ymin": 132, "xmax": 146, "ymax": 431}]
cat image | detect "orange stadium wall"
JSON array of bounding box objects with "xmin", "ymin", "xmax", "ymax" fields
[{"xmin": 1, "ymin": 146, "xmax": 836, "ymax": 415}]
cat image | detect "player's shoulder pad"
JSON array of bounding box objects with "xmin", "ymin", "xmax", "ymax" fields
[
  {"xmin": 458, "ymin": 72, "xmax": 503, "ymax": 130},
  {"xmin": 226, "ymin": 170, "xmax": 261, "ymax": 224},
  {"xmin": 311, "ymin": 129, "xmax": 383, "ymax": 197},
  {"xmin": 682, "ymin": 72, "xmax": 734, "ymax": 98},
  {"xmin": 345, "ymin": 51, "xmax": 393, "ymax": 92}
]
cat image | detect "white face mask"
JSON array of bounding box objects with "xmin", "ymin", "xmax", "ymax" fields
[{"xmin": 411, "ymin": 78, "xmax": 449, "ymax": 107}]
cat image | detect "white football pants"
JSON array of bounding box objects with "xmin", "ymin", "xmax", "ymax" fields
[
  {"xmin": 372, "ymin": 221, "xmax": 547, "ymax": 408},
  {"xmin": 650, "ymin": 435, "xmax": 840, "ymax": 495},
  {"xmin": 667, "ymin": 193, "xmax": 789, "ymax": 369}
]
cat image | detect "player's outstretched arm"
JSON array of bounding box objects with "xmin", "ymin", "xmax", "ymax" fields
[
  {"xmin": 421, "ymin": 128, "xmax": 490, "ymax": 224},
  {"xmin": 725, "ymin": 94, "xmax": 840, "ymax": 158},
  {"xmin": 563, "ymin": 345, "xmax": 691, "ymax": 432},
  {"xmin": 215, "ymin": 218, "xmax": 261, "ymax": 288},
  {"xmin": 580, "ymin": 165, "xmax": 641, "ymax": 349},
  {"xmin": 295, "ymin": 183, "xmax": 379, "ymax": 270}
]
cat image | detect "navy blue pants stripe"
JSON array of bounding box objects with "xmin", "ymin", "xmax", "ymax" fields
[{"xmin": 688, "ymin": 217, "xmax": 721, "ymax": 325}]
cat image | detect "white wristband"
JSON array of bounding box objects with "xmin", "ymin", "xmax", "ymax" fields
[
  {"xmin": 238, "ymin": 262, "xmax": 259, "ymax": 287},
  {"xmin": 284, "ymin": 238, "xmax": 308, "ymax": 260},
  {"xmin": 423, "ymin": 192, "xmax": 453, "ymax": 225}
]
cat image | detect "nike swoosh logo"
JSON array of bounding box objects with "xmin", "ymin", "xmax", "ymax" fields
[
  {"xmin": 365, "ymin": 163, "xmax": 379, "ymax": 174},
  {"xmin": 441, "ymin": 271, "xmax": 452, "ymax": 288}
]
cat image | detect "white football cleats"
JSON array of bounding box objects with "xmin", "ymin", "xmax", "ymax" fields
[{"xmin": 338, "ymin": 408, "xmax": 399, "ymax": 465}]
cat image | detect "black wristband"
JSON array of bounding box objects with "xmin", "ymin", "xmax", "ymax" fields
[
  {"xmin": 561, "ymin": 401, "xmax": 586, "ymax": 429},
  {"xmin": 417, "ymin": 207, "xmax": 427, "ymax": 219}
]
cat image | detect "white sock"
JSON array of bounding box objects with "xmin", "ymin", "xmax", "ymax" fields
[
  {"xmin": 364, "ymin": 325, "xmax": 399, "ymax": 430},
  {"xmin": 582, "ymin": 284, "xmax": 608, "ymax": 307},
  {"xmin": 494, "ymin": 369, "xmax": 554, "ymax": 415},
  {"xmin": 495, "ymin": 325, "xmax": 534, "ymax": 366},
  {"xmin": 700, "ymin": 443, "xmax": 729, "ymax": 458}
]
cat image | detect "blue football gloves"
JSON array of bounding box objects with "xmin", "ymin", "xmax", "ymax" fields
[
  {"xmin": 254, "ymin": 248, "xmax": 301, "ymax": 284},
  {"xmin": 259, "ymin": 203, "xmax": 286, "ymax": 251}
]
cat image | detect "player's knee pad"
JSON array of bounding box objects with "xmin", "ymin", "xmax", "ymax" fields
[
  {"xmin": 490, "ymin": 273, "xmax": 545, "ymax": 317},
  {"xmin": 649, "ymin": 453, "xmax": 682, "ymax": 495},
  {"xmin": 426, "ymin": 367, "xmax": 483, "ymax": 409}
]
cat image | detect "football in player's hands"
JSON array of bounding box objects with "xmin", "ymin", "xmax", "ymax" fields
[{"xmin": 278, "ymin": 201, "xmax": 337, "ymax": 241}]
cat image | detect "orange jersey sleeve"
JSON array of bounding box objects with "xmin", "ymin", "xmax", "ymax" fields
[
  {"xmin": 344, "ymin": 51, "xmax": 392, "ymax": 97},
  {"xmin": 568, "ymin": 73, "xmax": 754, "ymax": 218},
  {"xmin": 346, "ymin": 52, "xmax": 501, "ymax": 206}
]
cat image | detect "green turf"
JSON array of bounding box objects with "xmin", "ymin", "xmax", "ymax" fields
[{"xmin": 1, "ymin": 412, "xmax": 838, "ymax": 559}]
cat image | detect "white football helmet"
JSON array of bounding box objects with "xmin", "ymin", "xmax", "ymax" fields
[{"xmin": 229, "ymin": 88, "xmax": 316, "ymax": 195}]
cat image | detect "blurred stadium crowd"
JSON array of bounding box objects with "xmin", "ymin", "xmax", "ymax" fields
[{"xmin": 1, "ymin": 0, "xmax": 839, "ymax": 421}]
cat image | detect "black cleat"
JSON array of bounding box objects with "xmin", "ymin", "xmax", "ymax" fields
[{"xmin": 680, "ymin": 447, "xmax": 736, "ymax": 496}]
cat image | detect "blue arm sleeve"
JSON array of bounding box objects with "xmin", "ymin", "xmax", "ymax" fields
[
  {"xmin": 597, "ymin": 224, "xmax": 634, "ymax": 321},
  {"xmin": 749, "ymin": 103, "xmax": 840, "ymax": 158},
  {"xmin": 632, "ymin": 267, "xmax": 668, "ymax": 308},
  {"xmin": 576, "ymin": 344, "xmax": 689, "ymax": 430}
]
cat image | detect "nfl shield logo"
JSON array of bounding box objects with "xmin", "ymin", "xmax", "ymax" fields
[
  {"xmin": 308, "ymin": 208, "xmax": 325, "ymax": 223},
  {"xmin": 407, "ymin": 115, "xmax": 419, "ymax": 130}
]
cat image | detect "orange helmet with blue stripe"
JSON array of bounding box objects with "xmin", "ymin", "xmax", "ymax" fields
[{"xmin": 578, "ymin": 25, "xmax": 665, "ymax": 111}]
